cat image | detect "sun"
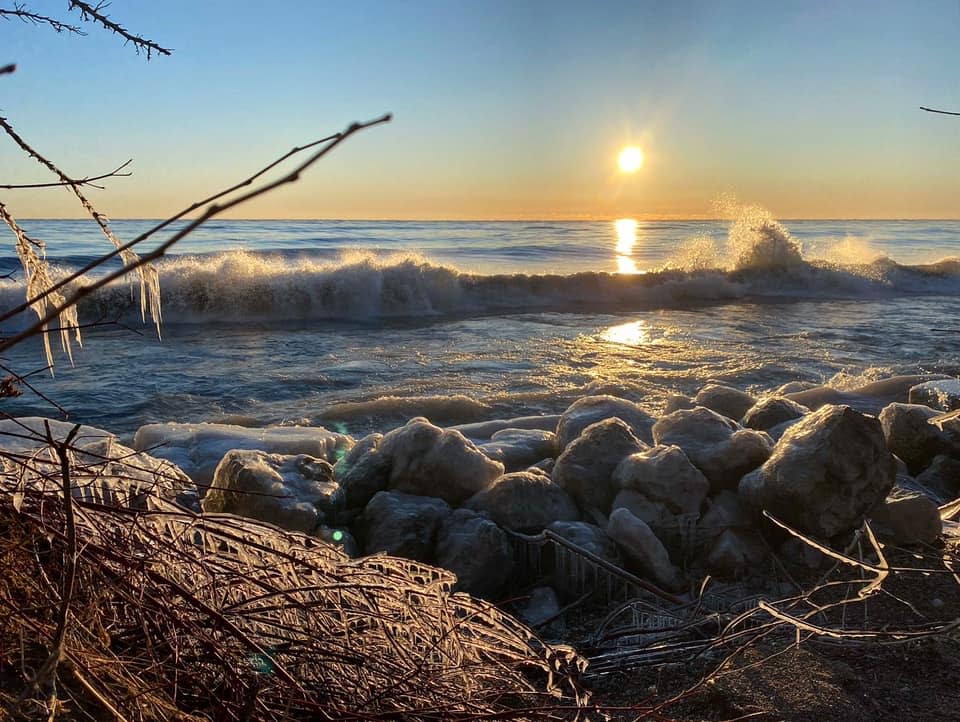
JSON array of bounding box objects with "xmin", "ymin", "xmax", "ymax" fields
[{"xmin": 618, "ymin": 146, "xmax": 644, "ymax": 173}]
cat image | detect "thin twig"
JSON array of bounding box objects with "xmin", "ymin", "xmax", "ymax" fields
[
  {"xmin": 67, "ymin": 1, "xmax": 171, "ymax": 57},
  {"xmin": 0, "ymin": 5, "xmax": 85, "ymax": 34},
  {"xmin": 0, "ymin": 159, "xmax": 132, "ymax": 190},
  {"xmin": 921, "ymin": 106, "xmax": 960, "ymax": 116}
]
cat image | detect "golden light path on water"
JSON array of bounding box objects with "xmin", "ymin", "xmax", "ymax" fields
[
  {"xmin": 614, "ymin": 217, "xmax": 641, "ymax": 274},
  {"xmin": 600, "ymin": 319, "xmax": 650, "ymax": 346}
]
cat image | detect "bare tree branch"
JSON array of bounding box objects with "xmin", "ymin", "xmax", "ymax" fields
[
  {"xmin": 0, "ymin": 158, "xmax": 132, "ymax": 190},
  {"xmin": 0, "ymin": 115, "xmax": 162, "ymax": 334},
  {"xmin": 0, "ymin": 63, "xmax": 15, "ymax": 75},
  {"xmin": 0, "ymin": 4, "xmax": 85, "ymax": 35},
  {"xmin": 0, "ymin": 113, "xmax": 393, "ymax": 356},
  {"xmin": 67, "ymin": 1, "xmax": 171, "ymax": 57},
  {"xmin": 921, "ymin": 106, "xmax": 960, "ymax": 116},
  {"xmin": 0, "ymin": 131, "xmax": 343, "ymax": 325}
]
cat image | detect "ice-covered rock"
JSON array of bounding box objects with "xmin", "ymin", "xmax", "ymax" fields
[
  {"xmin": 202, "ymin": 450, "xmax": 342, "ymax": 534},
  {"xmin": 75, "ymin": 437, "xmax": 199, "ymax": 511},
  {"xmin": 333, "ymin": 433, "xmax": 390, "ymax": 509},
  {"xmin": 606, "ymin": 508, "xmax": 684, "ymax": 590},
  {"xmin": 653, "ymin": 407, "xmax": 773, "ymax": 491},
  {"xmin": 706, "ymin": 529, "xmax": 767, "ymax": 579},
  {"xmin": 134, "ymin": 422, "xmax": 353, "ymax": 489},
  {"xmin": 916, "ymin": 455, "xmax": 960, "ymax": 502},
  {"xmin": 546, "ymin": 520, "xmax": 618, "ymax": 562},
  {"xmin": 868, "ymin": 488, "xmax": 941, "ymax": 545},
  {"xmin": 378, "ymin": 418, "xmax": 503, "ymax": 506},
  {"xmin": 909, "ymin": 379, "xmax": 960, "ymax": 412},
  {"xmin": 359, "ymin": 491, "xmax": 450, "ymax": 562},
  {"xmin": 741, "ymin": 397, "xmax": 809, "ymax": 431},
  {"xmin": 785, "ymin": 374, "xmax": 950, "ymax": 415},
  {"xmin": 878, "ymin": 403, "xmax": 954, "ymax": 474},
  {"xmin": 739, "ymin": 405, "xmax": 896, "ymax": 538},
  {"xmin": 451, "ymin": 415, "xmax": 561, "ymax": 441},
  {"xmin": 697, "ymin": 490, "xmax": 750, "ymax": 544},
  {"xmin": 518, "ymin": 587, "xmax": 562, "ymax": 628},
  {"xmin": 773, "ymin": 381, "xmax": 818, "ymax": 395},
  {"xmin": 552, "ymin": 418, "xmax": 647, "ymax": 513},
  {"xmin": 435, "ymin": 508, "xmax": 513, "ymax": 598},
  {"xmin": 611, "ymin": 490, "xmax": 672, "ymax": 529},
  {"xmin": 694, "ymin": 384, "xmax": 756, "ymax": 422},
  {"xmin": 555, "ymin": 395, "xmax": 655, "ymax": 450},
  {"xmin": 613, "ymin": 444, "xmax": 709, "ymax": 515},
  {"xmin": 478, "ymin": 428, "xmax": 557, "ymax": 471},
  {"xmin": 663, "ymin": 394, "xmax": 695, "ymax": 414},
  {"xmin": 0, "ymin": 419, "xmax": 198, "ymax": 511},
  {"xmin": 465, "ymin": 470, "xmax": 578, "ymax": 532}
]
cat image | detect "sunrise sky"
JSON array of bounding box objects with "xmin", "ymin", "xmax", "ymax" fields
[{"xmin": 3, "ymin": 0, "xmax": 959, "ymax": 220}]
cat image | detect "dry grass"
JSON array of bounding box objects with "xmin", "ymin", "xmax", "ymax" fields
[{"xmin": 0, "ymin": 429, "xmax": 588, "ymax": 721}]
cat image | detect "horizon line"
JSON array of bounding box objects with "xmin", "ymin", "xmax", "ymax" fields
[{"xmin": 15, "ymin": 216, "xmax": 960, "ymax": 223}]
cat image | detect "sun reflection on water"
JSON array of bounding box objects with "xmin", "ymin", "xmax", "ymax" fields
[
  {"xmin": 614, "ymin": 218, "xmax": 641, "ymax": 274},
  {"xmin": 601, "ymin": 319, "xmax": 650, "ymax": 346}
]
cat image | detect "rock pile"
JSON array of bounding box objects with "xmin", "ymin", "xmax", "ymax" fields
[{"xmin": 4, "ymin": 375, "xmax": 954, "ymax": 601}]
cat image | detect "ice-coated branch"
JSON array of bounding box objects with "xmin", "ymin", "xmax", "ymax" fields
[
  {"xmin": 0, "ymin": 115, "xmax": 161, "ymax": 335},
  {"xmin": 67, "ymin": 1, "xmax": 171, "ymax": 57},
  {"xmin": 0, "ymin": 158, "xmax": 132, "ymax": 190},
  {"xmin": 0, "ymin": 113, "xmax": 393, "ymax": 356}
]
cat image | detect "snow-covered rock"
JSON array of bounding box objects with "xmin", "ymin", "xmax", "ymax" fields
[
  {"xmin": 202, "ymin": 450, "xmax": 341, "ymax": 534},
  {"xmin": 694, "ymin": 384, "xmax": 757, "ymax": 422},
  {"xmin": 555, "ymin": 395, "xmax": 655, "ymax": 450},
  {"xmin": 378, "ymin": 418, "xmax": 503, "ymax": 506},
  {"xmin": 359, "ymin": 491, "xmax": 450, "ymax": 562},
  {"xmin": 134, "ymin": 422, "xmax": 353, "ymax": 489},
  {"xmin": 613, "ymin": 444, "xmax": 709, "ymax": 515},
  {"xmin": 741, "ymin": 397, "xmax": 809, "ymax": 431},
  {"xmin": 878, "ymin": 403, "xmax": 953, "ymax": 474},
  {"xmin": 606, "ymin": 508, "xmax": 684, "ymax": 590},
  {"xmin": 552, "ymin": 418, "xmax": 647, "ymax": 513},
  {"xmin": 909, "ymin": 379, "xmax": 960, "ymax": 412},
  {"xmin": 435, "ymin": 508, "xmax": 513, "ymax": 598},
  {"xmin": 739, "ymin": 405, "xmax": 895, "ymax": 538},
  {"xmin": 478, "ymin": 428, "xmax": 557, "ymax": 471},
  {"xmin": 465, "ymin": 470, "xmax": 578, "ymax": 532},
  {"xmin": 653, "ymin": 407, "xmax": 773, "ymax": 491}
]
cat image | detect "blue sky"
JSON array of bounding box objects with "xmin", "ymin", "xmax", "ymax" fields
[{"xmin": 2, "ymin": 0, "xmax": 958, "ymax": 219}]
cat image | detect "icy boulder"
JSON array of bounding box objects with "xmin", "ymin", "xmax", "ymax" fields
[
  {"xmin": 606, "ymin": 508, "xmax": 684, "ymax": 590},
  {"xmin": 555, "ymin": 395, "xmax": 655, "ymax": 450},
  {"xmin": 546, "ymin": 520, "xmax": 619, "ymax": 562},
  {"xmin": 435, "ymin": 509, "xmax": 513, "ymax": 598},
  {"xmin": 613, "ymin": 445, "xmax": 709, "ymax": 515},
  {"xmin": 741, "ymin": 397, "xmax": 809, "ymax": 431},
  {"xmin": 134, "ymin": 422, "xmax": 354, "ymax": 489},
  {"xmin": 202, "ymin": 450, "xmax": 342, "ymax": 534},
  {"xmin": 359, "ymin": 491, "xmax": 451, "ymax": 562},
  {"xmin": 0, "ymin": 418, "xmax": 198, "ymax": 511},
  {"xmin": 909, "ymin": 379, "xmax": 960, "ymax": 412},
  {"xmin": 653, "ymin": 407, "xmax": 773, "ymax": 491},
  {"xmin": 917, "ymin": 455, "xmax": 960, "ymax": 503},
  {"xmin": 333, "ymin": 433, "xmax": 390, "ymax": 509},
  {"xmin": 465, "ymin": 469, "xmax": 578, "ymax": 532},
  {"xmin": 878, "ymin": 403, "xmax": 954, "ymax": 474},
  {"xmin": 705, "ymin": 529, "xmax": 767, "ymax": 579},
  {"xmin": 739, "ymin": 405, "xmax": 896, "ymax": 538},
  {"xmin": 694, "ymin": 384, "xmax": 756, "ymax": 422},
  {"xmin": 378, "ymin": 418, "xmax": 503, "ymax": 506},
  {"xmin": 868, "ymin": 487, "xmax": 942, "ymax": 545},
  {"xmin": 477, "ymin": 428, "xmax": 557, "ymax": 471},
  {"xmin": 552, "ymin": 418, "xmax": 648, "ymax": 513}
]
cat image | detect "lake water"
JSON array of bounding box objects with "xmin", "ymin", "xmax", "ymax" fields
[{"xmin": 2, "ymin": 213, "xmax": 958, "ymax": 439}]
